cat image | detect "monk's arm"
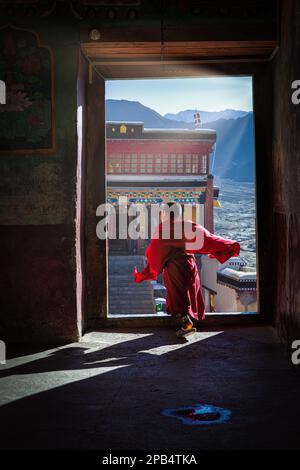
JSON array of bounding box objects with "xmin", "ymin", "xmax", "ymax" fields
[
  {"xmin": 133, "ymin": 263, "xmax": 158, "ymax": 283},
  {"xmin": 133, "ymin": 239, "xmax": 163, "ymax": 283},
  {"xmin": 186, "ymin": 225, "xmax": 240, "ymax": 263}
]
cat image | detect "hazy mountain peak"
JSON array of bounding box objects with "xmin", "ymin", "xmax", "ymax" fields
[
  {"xmin": 105, "ymin": 99, "xmax": 193, "ymax": 129},
  {"xmin": 164, "ymin": 109, "xmax": 250, "ymax": 124}
]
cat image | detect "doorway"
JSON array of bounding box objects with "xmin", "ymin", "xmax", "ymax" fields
[
  {"xmin": 79, "ymin": 43, "xmax": 274, "ymax": 328},
  {"xmin": 104, "ymin": 76, "xmax": 257, "ymax": 317}
]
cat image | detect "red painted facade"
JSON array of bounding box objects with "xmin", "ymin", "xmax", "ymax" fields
[
  {"xmin": 107, "ymin": 139, "xmax": 213, "ymax": 154},
  {"xmin": 205, "ymin": 174, "xmax": 214, "ymax": 234},
  {"xmin": 106, "ymin": 125, "xmax": 217, "ymax": 252},
  {"xmin": 106, "ymin": 139, "xmax": 212, "ymax": 176}
]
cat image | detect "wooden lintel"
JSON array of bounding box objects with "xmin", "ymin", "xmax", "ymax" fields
[{"xmin": 81, "ymin": 40, "xmax": 277, "ymax": 61}]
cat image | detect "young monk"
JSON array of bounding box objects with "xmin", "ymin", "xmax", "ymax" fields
[{"xmin": 133, "ymin": 202, "xmax": 240, "ymax": 338}]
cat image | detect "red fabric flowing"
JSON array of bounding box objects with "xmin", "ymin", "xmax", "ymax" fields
[{"xmin": 133, "ymin": 219, "xmax": 240, "ymax": 321}]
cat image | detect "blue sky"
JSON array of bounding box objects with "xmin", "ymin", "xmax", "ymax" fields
[{"xmin": 105, "ymin": 76, "xmax": 253, "ymax": 116}]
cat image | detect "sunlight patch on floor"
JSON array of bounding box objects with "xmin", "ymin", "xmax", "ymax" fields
[
  {"xmin": 139, "ymin": 331, "xmax": 223, "ymax": 356},
  {"xmin": 0, "ymin": 364, "xmax": 129, "ymax": 407}
]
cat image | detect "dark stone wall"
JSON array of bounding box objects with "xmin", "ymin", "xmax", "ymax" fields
[
  {"xmin": 272, "ymin": 0, "xmax": 300, "ymax": 343},
  {"xmin": 0, "ymin": 23, "xmax": 79, "ymax": 342},
  {"xmin": 0, "ymin": 1, "xmax": 288, "ymax": 343}
]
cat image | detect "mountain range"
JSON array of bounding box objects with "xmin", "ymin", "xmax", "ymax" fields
[
  {"xmin": 165, "ymin": 109, "xmax": 250, "ymax": 124},
  {"xmin": 106, "ymin": 99, "xmax": 194, "ymax": 129},
  {"xmin": 105, "ymin": 99, "xmax": 255, "ymax": 182}
]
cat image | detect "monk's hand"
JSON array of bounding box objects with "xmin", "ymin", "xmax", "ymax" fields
[
  {"xmin": 133, "ymin": 266, "xmax": 141, "ymax": 283},
  {"xmin": 133, "ymin": 263, "xmax": 157, "ymax": 283}
]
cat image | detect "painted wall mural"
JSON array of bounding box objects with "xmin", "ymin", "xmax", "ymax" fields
[
  {"xmin": 0, "ymin": 25, "xmax": 55, "ymax": 154},
  {"xmin": 106, "ymin": 188, "xmax": 207, "ymax": 205}
]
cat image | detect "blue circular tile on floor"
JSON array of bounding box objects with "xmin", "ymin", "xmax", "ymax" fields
[{"xmin": 162, "ymin": 404, "xmax": 232, "ymax": 425}]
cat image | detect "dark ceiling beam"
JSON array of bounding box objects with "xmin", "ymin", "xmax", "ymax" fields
[{"xmin": 81, "ymin": 40, "xmax": 277, "ymax": 64}]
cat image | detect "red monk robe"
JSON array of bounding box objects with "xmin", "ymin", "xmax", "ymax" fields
[{"xmin": 133, "ymin": 219, "xmax": 240, "ymax": 321}]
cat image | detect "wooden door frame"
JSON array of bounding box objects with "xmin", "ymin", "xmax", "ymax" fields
[{"xmin": 80, "ymin": 44, "xmax": 274, "ymax": 330}]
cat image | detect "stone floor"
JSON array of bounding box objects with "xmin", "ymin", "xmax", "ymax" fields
[{"xmin": 0, "ymin": 325, "xmax": 299, "ymax": 450}]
